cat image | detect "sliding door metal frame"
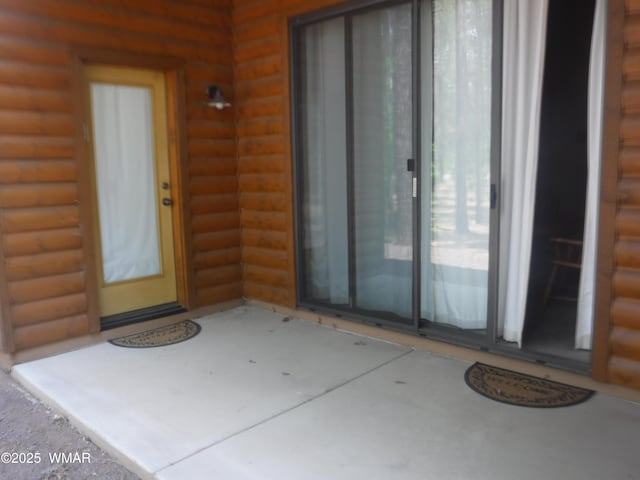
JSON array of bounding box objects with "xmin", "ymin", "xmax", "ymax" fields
[
  {"xmin": 345, "ymin": 14, "xmax": 356, "ymax": 309},
  {"xmin": 417, "ymin": 0, "xmax": 504, "ymax": 346},
  {"xmin": 487, "ymin": 0, "xmax": 504, "ymax": 345},
  {"xmin": 289, "ymin": 20, "xmax": 305, "ymax": 304},
  {"xmin": 411, "ymin": 0, "xmax": 421, "ymax": 330}
]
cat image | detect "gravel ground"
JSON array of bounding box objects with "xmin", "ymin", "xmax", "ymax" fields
[{"xmin": 0, "ymin": 369, "xmax": 140, "ymax": 480}]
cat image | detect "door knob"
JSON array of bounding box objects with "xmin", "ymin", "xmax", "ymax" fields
[{"xmin": 162, "ymin": 198, "xmax": 173, "ymax": 206}]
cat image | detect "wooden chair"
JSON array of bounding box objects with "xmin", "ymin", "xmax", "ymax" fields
[{"xmin": 543, "ymin": 237, "xmax": 583, "ymax": 304}]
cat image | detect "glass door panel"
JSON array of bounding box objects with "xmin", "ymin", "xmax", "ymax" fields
[
  {"xmin": 297, "ymin": 17, "xmax": 349, "ymax": 307},
  {"xmin": 420, "ymin": 0, "xmax": 493, "ymax": 331},
  {"xmin": 352, "ymin": 3, "xmax": 414, "ymax": 321},
  {"xmin": 91, "ymin": 83, "xmax": 161, "ymax": 284}
]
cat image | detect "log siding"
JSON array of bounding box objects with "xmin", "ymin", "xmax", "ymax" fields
[
  {"xmin": 0, "ymin": 0, "xmax": 239, "ymax": 351},
  {"xmin": 602, "ymin": 0, "xmax": 640, "ymax": 388}
]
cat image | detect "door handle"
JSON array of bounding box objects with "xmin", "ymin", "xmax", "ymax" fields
[{"xmin": 162, "ymin": 198, "xmax": 173, "ymax": 206}]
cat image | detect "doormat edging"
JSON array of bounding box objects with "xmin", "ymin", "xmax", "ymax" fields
[
  {"xmin": 465, "ymin": 362, "xmax": 594, "ymax": 408},
  {"xmin": 109, "ymin": 319, "xmax": 201, "ymax": 348}
]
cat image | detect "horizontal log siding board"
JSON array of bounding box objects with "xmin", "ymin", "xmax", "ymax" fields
[
  {"xmin": 8, "ymin": 272, "xmax": 86, "ymax": 305},
  {"xmin": 191, "ymin": 194, "xmax": 239, "ymax": 216},
  {"xmin": 242, "ymin": 246, "xmax": 288, "ymax": 270},
  {"xmin": 0, "ymin": 137, "xmax": 75, "ymax": 160},
  {"xmin": 0, "ymin": 206, "xmax": 80, "ymax": 233},
  {"xmin": 0, "ymin": 184, "xmax": 78, "ymax": 209},
  {"xmin": 611, "ymin": 298, "xmax": 640, "ymax": 329},
  {"xmin": 606, "ymin": 2, "xmax": 640, "ymax": 386},
  {"xmin": 241, "ymin": 229, "xmax": 287, "ymax": 252},
  {"xmin": 233, "ymin": 0, "xmax": 346, "ymax": 307},
  {"xmin": 0, "ymin": 0, "xmax": 236, "ymax": 352},
  {"xmin": 240, "ymin": 192, "xmax": 288, "ymax": 211},
  {"xmin": 195, "ymin": 264, "xmax": 242, "ymax": 288},
  {"xmin": 192, "ymin": 230, "xmax": 240, "ymax": 253},
  {"xmin": 613, "ymin": 268, "xmax": 640, "ymax": 298},
  {"xmin": 608, "ymin": 356, "xmax": 640, "ymax": 389},
  {"xmin": 0, "ymin": 112, "xmax": 74, "ymax": 136},
  {"xmin": 0, "ymin": 161, "xmax": 77, "ymax": 184},
  {"xmin": 243, "ymin": 281, "xmax": 289, "ymax": 306},
  {"xmin": 2, "ymin": 228, "xmax": 82, "ymax": 257},
  {"xmin": 5, "ymin": 250, "xmax": 84, "ymax": 282},
  {"xmin": 195, "ymin": 282, "xmax": 243, "ymax": 306},
  {"xmin": 11, "ymin": 292, "xmax": 87, "ymax": 328},
  {"xmin": 13, "ymin": 314, "xmax": 88, "ymax": 351},
  {"xmin": 620, "ymin": 146, "xmax": 640, "ymax": 175},
  {"xmin": 0, "ymin": 86, "xmax": 72, "ymax": 113},
  {"xmin": 194, "ymin": 248, "xmax": 242, "ymax": 271},
  {"xmin": 629, "ymin": 0, "xmax": 640, "ymax": 16},
  {"xmin": 610, "ymin": 326, "xmax": 640, "ymax": 361}
]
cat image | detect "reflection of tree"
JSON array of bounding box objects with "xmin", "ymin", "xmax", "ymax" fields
[
  {"xmin": 454, "ymin": 1, "xmax": 469, "ymax": 233},
  {"xmin": 379, "ymin": 7, "xmax": 413, "ymax": 247},
  {"xmin": 433, "ymin": 0, "xmax": 492, "ymax": 234}
]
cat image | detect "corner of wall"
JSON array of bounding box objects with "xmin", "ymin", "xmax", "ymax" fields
[{"xmin": 0, "ymin": 231, "xmax": 14, "ymax": 355}]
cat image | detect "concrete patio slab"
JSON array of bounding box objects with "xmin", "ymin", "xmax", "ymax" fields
[
  {"xmin": 11, "ymin": 306, "xmax": 640, "ymax": 480},
  {"xmin": 12, "ymin": 306, "xmax": 410, "ymax": 476},
  {"xmin": 158, "ymin": 350, "xmax": 640, "ymax": 480}
]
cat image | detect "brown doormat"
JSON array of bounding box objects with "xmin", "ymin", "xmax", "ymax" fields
[
  {"xmin": 109, "ymin": 320, "xmax": 201, "ymax": 348},
  {"xmin": 465, "ymin": 363, "xmax": 594, "ymax": 408}
]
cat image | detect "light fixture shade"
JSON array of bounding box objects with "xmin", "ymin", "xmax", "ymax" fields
[{"xmin": 205, "ymin": 85, "xmax": 231, "ymax": 110}]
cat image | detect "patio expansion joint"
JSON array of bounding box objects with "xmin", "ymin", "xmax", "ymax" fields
[{"xmin": 154, "ymin": 347, "xmax": 414, "ymax": 476}]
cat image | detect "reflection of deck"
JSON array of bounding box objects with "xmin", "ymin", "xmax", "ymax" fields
[
  {"xmin": 431, "ymin": 174, "xmax": 490, "ymax": 271},
  {"xmin": 431, "ymin": 243, "xmax": 488, "ymax": 270}
]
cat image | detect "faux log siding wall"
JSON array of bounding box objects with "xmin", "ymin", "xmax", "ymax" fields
[
  {"xmin": 610, "ymin": 0, "xmax": 640, "ymax": 388},
  {"xmin": 232, "ymin": 0, "xmax": 342, "ymax": 306},
  {"xmin": 0, "ymin": 0, "xmax": 239, "ymax": 352}
]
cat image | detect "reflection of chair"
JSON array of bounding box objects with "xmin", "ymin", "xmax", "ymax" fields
[{"xmin": 543, "ymin": 237, "xmax": 583, "ymax": 304}]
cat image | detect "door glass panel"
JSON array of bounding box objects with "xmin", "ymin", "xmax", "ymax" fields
[
  {"xmin": 298, "ymin": 17, "xmax": 349, "ymax": 306},
  {"xmin": 91, "ymin": 83, "xmax": 161, "ymax": 284},
  {"xmin": 420, "ymin": 0, "xmax": 492, "ymax": 330},
  {"xmin": 352, "ymin": 3, "xmax": 413, "ymax": 320}
]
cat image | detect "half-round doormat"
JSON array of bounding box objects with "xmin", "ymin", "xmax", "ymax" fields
[
  {"xmin": 465, "ymin": 363, "xmax": 594, "ymax": 408},
  {"xmin": 109, "ymin": 320, "xmax": 201, "ymax": 348}
]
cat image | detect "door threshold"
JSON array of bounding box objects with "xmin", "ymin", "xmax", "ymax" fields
[
  {"xmin": 101, "ymin": 302, "xmax": 187, "ymax": 331},
  {"xmin": 495, "ymin": 340, "xmax": 591, "ymax": 375},
  {"xmin": 417, "ymin": 324, "xmax": 591, "ymax": 375}
]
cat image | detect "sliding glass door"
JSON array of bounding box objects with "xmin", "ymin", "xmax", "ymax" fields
[
  {"xmin": 293, "ymin": 0, "xmax": 498, "ymax": 333},
  {"xmin": 295, "ymin": 1, "xmax": 415, "ymax": 324},
  {"xmin": 420, "ymin": 0, "xmax": 493, "ymax": 333}
]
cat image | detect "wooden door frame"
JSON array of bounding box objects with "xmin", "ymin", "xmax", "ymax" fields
[
  {"xmin": 591, "ymin": 0, "xmax": 625, "ymax": 382},
  {"xmin": 72, "ymin": 47, "xmax": 194, "ymax": 332}
]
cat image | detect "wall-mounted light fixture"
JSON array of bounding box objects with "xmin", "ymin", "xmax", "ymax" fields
[{"xmin": 205, "ymin": 85, "xmax": 231, "ymax": 110}]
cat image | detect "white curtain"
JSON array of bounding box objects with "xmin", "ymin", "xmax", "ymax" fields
[
  {"xmin": 300, "ymin": 18, "xmax": 349, "ymax": 304},
  {"xmin": 498, "ymin": 0, "xmax": 549, "ymax": 346},
  {"xmin": 576, "ymin": 0, "xmax": 606, "ymax": 350},
  {"xmin": 91, "ymin": 84, "xmax": 161, "ymax": 284},
  {"xmin": 421, "ymin": 0, "xmax": 493, "ymax": 329}
]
